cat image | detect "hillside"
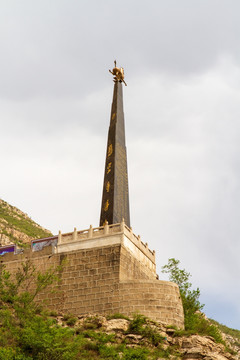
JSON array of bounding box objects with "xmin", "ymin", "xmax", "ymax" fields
[
  {"xmin": 0, "ymin": 198, "xmax": 52, "ymax": 246},
  {"xmin": 45, "ymin": 313, "xmax": 240, "ymax": 359},
  {"xmin": 0, "ymin": 199, "xmax": 239, "ymax": 359},
  {"xmin": 1, "ymin": 310, "xmax": 239, "ymax": 360},
  {"xmin": 59, "ymin": 313, "xmax": 240, "ymax": 360}
]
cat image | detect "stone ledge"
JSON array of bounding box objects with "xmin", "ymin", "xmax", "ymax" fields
[{"xmin": 56, "ymin": 220, "xmax": 155, "ymax": 263}]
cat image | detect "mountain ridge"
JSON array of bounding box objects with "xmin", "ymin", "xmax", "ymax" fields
[{"xmin": 0, "ymin": 198, "xmax": 52, "ymax": 246}]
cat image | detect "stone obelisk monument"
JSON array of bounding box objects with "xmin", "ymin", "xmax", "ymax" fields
[
  {"xmin": 0, "ymin": 61, "xmax": 184, "ymax": 328},
  {"xmin": 100, "ymin": 61, "xmax": 130, "ymax": 227}
]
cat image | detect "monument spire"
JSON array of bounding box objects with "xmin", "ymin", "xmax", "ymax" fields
[{"xmin": 100, "ymin": 61, "xmax": 130, "ymax": 227}]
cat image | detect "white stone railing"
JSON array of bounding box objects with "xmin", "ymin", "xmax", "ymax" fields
[
  {"xmin": 56, "ymin": 219, "xmax": 155, "ymax": 262},
  {"xmin": 123, "ymin": 223, "xmax": 155, "ymax": 261}
]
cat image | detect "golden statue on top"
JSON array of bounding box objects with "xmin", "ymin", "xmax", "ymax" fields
[{"xmin": 109, "ymin": 60, "xmax": 127, "ymax": 86}]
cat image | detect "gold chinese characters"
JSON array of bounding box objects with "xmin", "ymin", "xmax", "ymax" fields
[
  {"xmin": 107, "ymin": 162, "xmax": 112, "ymax": 174},
  {"xmin": 104, "ymin": 200, "xmax": 109, "ymax": 211},
  {"xmin": 106, "ymin": 181, "xmax": 110, "ymax": 192},
  {"xmin": 108, "ymin": 144, "xmax": 113, "ymax": 157}
]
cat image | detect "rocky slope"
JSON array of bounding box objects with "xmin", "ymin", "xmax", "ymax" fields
[
  {"xmin": 0, "ymin": 199, "xmax": 52, "ymax": 246},
  {"xmin": 54, "ymin": 313, "xmax": 240, "ymax": 360}
]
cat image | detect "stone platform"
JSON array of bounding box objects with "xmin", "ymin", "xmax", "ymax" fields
[{"xmin": 1, "ymin": 220, "xmax": 184, "ymax": 328}]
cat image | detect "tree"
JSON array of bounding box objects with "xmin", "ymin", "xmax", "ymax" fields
[
  {"xmin": 162, "ymin": 258, "xmax": 204, "ymax": 330},
  {"xmin": 0, "ymin": 260, "xmax": 61, "ymax": 317},
  {"xmin": 162, "ymin": 258, "xmax": 224, "ymax": 342},
  {"xmin": 0, "ymin": 260, "xmax": 81, "ymax": 359}
]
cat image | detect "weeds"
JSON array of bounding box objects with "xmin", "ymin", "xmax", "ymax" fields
[
  {"xmin": 127, "ymin": 314, "xmax": 164, "ymax": 346},
  {"xmin": 107, "ymin": 313, "xmax": 130, "ymax": 321},
  {"xmin": 82, "ymin": 316, "xmax": 103, "ymax": 330}
]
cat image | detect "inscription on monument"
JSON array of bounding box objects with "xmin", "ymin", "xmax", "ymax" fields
[
  {"xmin": 108, "ymin": 144, "xmax": 113, "ymax": 157},
  {"xmin": 107, "ymin": 162, "xmax": 112, "ymax": 174},
  {"xmin": 106, "ymin": 181, "xmax": 110, "ymax": 192},
  {"xmin": 104, "ymin": 200, "xmax": 109, "ymax": 211},
  {"xmin": 115, "ymin": 142, "xmax": 129, "ymax": 223}
]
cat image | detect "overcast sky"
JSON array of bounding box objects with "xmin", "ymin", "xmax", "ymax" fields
[{"xmin": 1, "ymin": 0, "xmax": 240, "ymax": 329}]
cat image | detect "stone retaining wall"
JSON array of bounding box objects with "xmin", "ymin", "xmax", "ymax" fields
[{"xmin": 1, "ymin": 239, "xmax": 184, "ymax": 328}]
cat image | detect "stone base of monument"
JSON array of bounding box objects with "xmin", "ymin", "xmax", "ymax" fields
[{"xmin": 1, "ymin": 220, "xmax": 184, "ymax": 329}]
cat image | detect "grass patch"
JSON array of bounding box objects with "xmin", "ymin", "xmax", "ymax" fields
[
  {"xmin": 107, "ymin": 313, "xmax": 130, "ymax": 321},
  {"xmin": 49, "ymin": 310, "xmax": 58, "ymax": 317},
  {"xmin": 82, "ymin": 316, "xmax": 103, "ymax": 330},
  {"xmin": 62, "ymin": 314, "xmax": 77, "ymax": 326},
  {"xmin": 210, "ymin": 319, "xmax": 240, "ymax": 342},
  {"xmin": 174, "ymin": 313, "xmax": 224, "ymax": 345},
  {"xmin": 0, "ymin": 199, "xmax": 52, "ymax": 240},
  {"xmin": 126, "ymin": 314, "xmax": 164, "ymax": 346}
]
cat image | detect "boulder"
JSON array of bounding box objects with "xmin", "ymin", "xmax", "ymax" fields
[{"xmin": 104, "ymin": 318, "xmax": 129, "ymax": 332}]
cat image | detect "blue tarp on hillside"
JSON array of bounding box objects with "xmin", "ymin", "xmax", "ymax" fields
[{"xmin": 0, "ymin": 245, "xmax": 15, "ymax": 256}]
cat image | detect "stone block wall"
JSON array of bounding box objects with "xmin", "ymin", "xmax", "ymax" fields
[
  {"xmin": 1, "ymin": 225, "xmax": 184, "ymax": 328},
  {"xmin": 117, "ymin": 280, "xmax": 184, "ymax": 327},
  {"xmin": 119, "ymin": 245, "xmax": 156, "ymax": 280}
]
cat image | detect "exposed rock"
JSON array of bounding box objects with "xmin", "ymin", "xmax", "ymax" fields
[
  {"xmin": 222, "ymin": 333, "xmax": 240, "ymax": 358},
  {"xmin": 104, "ymin": 318, "xmax": 129, "ymax": 332},
  {"xmin": 125, "ymin": 334, "xmax": 143, "ymax": 342},
  {"xmin": 54, "ymin": 313, "xmax": 240, "ymax": 359},
  {"xmin": 174, "ymin": 335, "xmax": 235, "ymax": 360}
]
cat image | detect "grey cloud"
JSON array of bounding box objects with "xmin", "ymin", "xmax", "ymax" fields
[
  {"xmin": 1, "ymin": 0, "xmax": 240, "ymax": 329},
  {"xmin": 1, "ymin": 1, "xmax": 240, "ymax": 101}
]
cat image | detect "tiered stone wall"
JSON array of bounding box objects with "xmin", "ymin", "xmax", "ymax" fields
[
  {"xmin": 117, "ymin": 280, "xmax": 183, "ymax": 326},
  {"xmin": 119, "ymin": 245, "xmax": 156, "ymax": 280},
  {"xmin": 1, "ymin": 222, "xmax": 184, "ymax": 328}
]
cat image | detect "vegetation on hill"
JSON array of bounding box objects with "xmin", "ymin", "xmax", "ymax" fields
[
  {"xmin": 0, "ymin": 199, "xmax": 238, "ymax": 358},
  {"xmin": 162, "ymin": 258, "xmax": 226, "ymax": 344},
  {"xmin": 0, "ymin": 199, "xmax": 52, "ymax": 245},
  {"xmin": 0, "ymin": 261, "xmax": 237, "ymax": 360},
  {"xmin": 0, "ymin": 258, "xmax": 238, "ymax": 359},
  {"xmin": 210, "ymin": 319, "xmax": 240, "ymax": 348},
  {"xmin": 0, "ymin": 261, "xmax": 176, "ymax": 359}
]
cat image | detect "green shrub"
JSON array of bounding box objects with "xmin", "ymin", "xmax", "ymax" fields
[
  {"xmin": 99, "ymin": 344, "xmax": 120, "ymax": 359},
  {"xmin": 175, "ymin": 312, "xmax": 223, "ymax": 344},
  {"xmin": 82, "ymin": 330, "xmax": 115, "ymax": 343},
  {"xmin": 66, "ymin": 317, "xmax": 77, "ymax": 326},
  {"xmin": 152, "ymin": 346, "xmax": 172, "ymax": 359},
  {"xmin": 162, "ymin": 258, "xmax": 225, "ymax": 344},
  {"xmin": 49, "ymin": 310, "xmax": 58, "ymax": 317},
  {"xmin": 82, "ymin": 315, "xmax": 103, "ymax": 330},
  {"xmin": 210, "ymin": 318, "xmax": 240, "ymax": 342},
  {"xmin": 162, "ymin": 258, "xmax": 203, "ymax": 328},
  {"xmin": 62, "ymin": 314, "xmax": 71, "ymax": 321},
  {"xmin": 142, "ymin": 326, "xmax": 164, "ymax": 346},
  {"xmin": 62, "ymin": 314, "xmax": 77, "ymax": 326},
  {"xmin": 127, "ymin": 314, "xmax": 163, "ymax": 346},
  {"xmin": 83, "ymin": 341, "xmax": 99, "ymax": 352},
  {"xmin": 122, "ymin": 347, "xmax": 149, "ymax": 360},
  {"xmin": 107, "ymin": 313, "xmax": 130, "ymax": 321},
  {"xmin": 0, "ymin": 348, "xmax": 28, "ymax": 360},
  {"xmin": 127, "ymin": 313, "xmax": 147, "ymax": 333}
]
